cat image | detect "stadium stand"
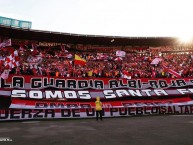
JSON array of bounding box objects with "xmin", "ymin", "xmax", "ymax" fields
[{"xmin": 0, "ymin": 25, "xmax": 193, "ymax": 79}]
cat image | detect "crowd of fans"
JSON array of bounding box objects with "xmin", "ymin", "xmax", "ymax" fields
[{"xmin": 1, "ymin": 45, "xmax": 193, "ymax": 78}]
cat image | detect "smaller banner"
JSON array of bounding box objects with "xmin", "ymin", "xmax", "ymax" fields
[
  {"xmin": 116, "ymin": 50, "xmax": 126, "ymax": 57},
  {"xmin": 0, "ymin": 39, "xmax": 11, "ymax": 48}
]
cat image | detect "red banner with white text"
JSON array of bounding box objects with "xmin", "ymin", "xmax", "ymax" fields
[{"xmin": 1, "ymin": 75, "xmax": 193, "ymax": 120}]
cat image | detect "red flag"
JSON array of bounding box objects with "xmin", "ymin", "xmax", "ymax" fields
[{"xmin": 162, "ymin": 65, "xmax": 181, "ymax": 78}]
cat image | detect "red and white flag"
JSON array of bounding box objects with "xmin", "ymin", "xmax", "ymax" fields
[
  {"xmin": 162, "ymin": 65, "xmax": 181, "ymax": 78},
  {"xmin": 151, "ymin": 57, "xmax": 162, "ymax": 65},
  {"xmin": 122, "ymin": 70, "xmax": 131, "ymax": 79},
  {"xmin": 0, "ymin": 39, "xmax": 11, "ymax": 48},
  {"xmin": 4, "ymin": 50, "xmax": 20, "ymax": 69}
]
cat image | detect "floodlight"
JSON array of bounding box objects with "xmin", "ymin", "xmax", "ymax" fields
[{"xmin": 178, "ymin": 35, "xmax": 193, "ymax": 44}]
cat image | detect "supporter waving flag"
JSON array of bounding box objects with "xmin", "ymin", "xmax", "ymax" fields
[{"xmin": 74, "ymin": 54, "xmax": 86, "ymax": 65}]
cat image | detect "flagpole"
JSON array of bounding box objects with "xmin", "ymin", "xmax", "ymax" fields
[{"xmin": 73, "ymin": 52, "xmax": 75, "ymax": 77}]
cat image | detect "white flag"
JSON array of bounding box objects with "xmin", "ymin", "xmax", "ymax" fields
[
  {"xmin": 116, "ymin": 50, "xmax": 126, "ymax": 57},
  {"xmin": 151, "ymin": 58, "xmax": 162, "ymax": 65},
  {"xmin": 0, "ymin": 39, "xmax": 11, "ymax": 48}
]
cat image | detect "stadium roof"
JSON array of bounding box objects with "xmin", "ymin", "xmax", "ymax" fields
[{"xmin": 0, "ymin": 25, "xmax": 178, "ymax": 46}]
